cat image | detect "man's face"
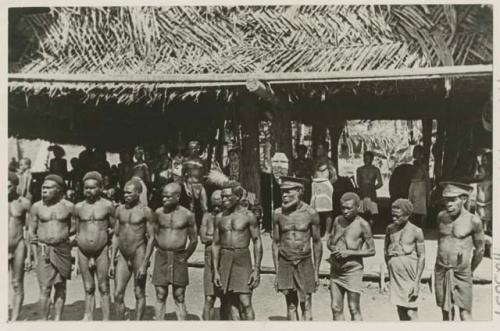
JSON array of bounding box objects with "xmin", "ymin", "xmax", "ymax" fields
[
  {"xmin": 188, "ymin": 167, "xmax": 202, "ymax": 179},
  {"xmin": 211, "ymin": 195, "xmax": 222, "ymax": 212},
  {"xmin": 363, "ymin": 154, "xmax": 373, "ymax": 165},
  {"xmin": 391, "ymin": 208, "xmax": 409, "ymax": 226},
  {"xmin": 84, "ymin": 179, "xmax": 101, "ymax": 201},
  {"xmin": 281, "ymin": 187, "xmax": 301, "ymax": 209},
  {"xmin": 188, "ymin": 142, "xmax": 200, "ymax": 156},
  {"xmin": 123, "ymin": 184, "xmax": 140, "ymax": 205},
  {"xmin": 162, "ymin": 186, "xmax": 180, "ymax": 207},
  {"xmin": 8, "ymin": 180, "xmax": 16, "ymax": 196},
  {"xmin": 444, "ymin": 196, "xmax": 464, "ymax": 217},
  {"xmin": 134, "ymin": 148, "xmax": 144, "ymax": 161},
  {"xmin": 221, "ymin": 188, "xmax": 238, "ymax": 210},
  {"xmin": 341, "ymin": 199, "xmax": 358, "ymax": 220},
  {"xmin": 42, "ymin": 180, "xmax": 61, "ymax": 202},
  {"xmin": 19, "ymin": 160, "xmax": 30, "ymax": 171}
]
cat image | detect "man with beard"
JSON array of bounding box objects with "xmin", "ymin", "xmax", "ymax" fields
[
  {"xmin": 200, "ymin": 190, "xmax": 222, "ymax": 320},
  {"xmin": 434, "ymin": 182, "xmax": 484, "ymax": 321},
  {"xmin": 327, "ymin": 192, "xmax": 375, "ymax": 321},
  {"xmin": 29, "ymin": 174, "xmax": 75, "ymax": 320},
  {"xmin": 212, "ymin": 181, "xmax": 262, "ymax": 320},
  {"xmin": 8, "ymin": 172, "xmax": 31, "ymax": 321},
  {"xmin": 272, "ymin": 177, "xmax": 322, "ymax": 320},
  {"xmin": 384, "ymin": 199, "xmax": 425, "ymax": 320},
  {"xmin": 108, "ymin": 179, "xmax": 155, "ymax": 320},
  {"xmin": 152, "ymin": 182, "xmax": 198, "ymax": 320},
  {"xmin": 74, "ymin": 172, "xmax": 115, "ymax": 320}
]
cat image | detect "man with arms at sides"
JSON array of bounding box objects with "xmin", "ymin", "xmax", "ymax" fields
[
  {"xmin": 29, "ymin": 174, "xmax": 75, "ymax": 320},
  {"xmin": 272, "ymin": 177, "xmax": 322, "ymax": 320},
  {"xmin": 435, "ymin": 182, "xmax": 484, "ymax": 321},
  {"xmin": 327, "ymin": 192, "xmax": 375, "ymax": 321},
  {"xmin": 74, "ymin": 171, "xmax": 115, "ymax": 320},
  {"xmin": 212, "ymin": 181, "xmax": 263, "ymax": 320},
  {"xmin": 152, "ymin": 182, "xmax": 198, "ymax": 320},
  {"xmin": 384, "ymin": 199, "xmax": 425, "ymax": 320},
  {"xmin": 356, "ymin": 151, "xmax": 383, "ymax": 225},
  {"xmin": 108, "ymin": 178, "xmax": 155, "ymax": 320},
  {"xmin": 8, "ymin": 172, "xmax": 31, "ymax": 320}
]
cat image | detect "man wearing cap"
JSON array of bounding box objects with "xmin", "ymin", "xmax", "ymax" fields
[
  {"xmin": 213, "ymin": 181, "xmax": 263, "ymax": 320},
  {"xmin": 8, "ymin": 172, "xmax": 31, "ymax": 320},
  {"xmin": 327, "ymin": 192, "xmax": 375, "ymax": 321},
  {"xmin": 74, "ymin": 171, "xmax": 115, "ymax": 320},
  {"xmin": 29, "ymin": 174, "xmax": 75, "ymax": 320},
  {"xmin": 109, "ymin": 178, "xmax": 155, "ymax": 320},
  {"xmin": 384, "ymin": 199, "xmax": 425, "ymax": 320},
  {"xmin": 435, "ymin": 181, "xmax": 484, "ymax": 321},
  {"xmin": 151, "ymin": 182, "xmax": 198, "ymax": 320},
  {"xmin": 272, "ymin": 177, "xmax": 322, "ymax": 320}
]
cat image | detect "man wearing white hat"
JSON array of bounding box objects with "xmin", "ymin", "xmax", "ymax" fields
[{"xmin": 435, "ymin": 181, "xmax": 485, "ymax": 321}]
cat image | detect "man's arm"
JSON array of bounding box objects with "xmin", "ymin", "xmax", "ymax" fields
[
  {"xmin": 356, "ymin": 168, "xmax": 361, "ymax": 190},
  {"xmin": 68, "ymin": 202, "xmax": 77, "ymax": 236},
  {"xmin": 29, "ymin": 204, "xmax": 39, "ymax": 264},
  {"xmin": 326, "ymin": 217, "xmax": 337, "ymax": 252},
  {"xmin": 248, "ymin": 212, "xmax": 263, "ymax": 289},
  {"xmin": 339, "ymin": 220, "xmax": 376, "ymax": 258},
  {"xmin": 310, "ymin": 209, "xmax": 323, "ymax": 285},
  {"xmin": 383, "ymin": 228, "xmax": 390, "ymax": 267},
  {"xmin": 107, "ymin": 202, "xmax": 116, "ymax": 237},
  {"xmin": 200, "ymin": 186, "xmax": 208, "ymax": 213},
  {"xmin": 199, "ymin": 212, "xmax": 213, "ymax": 245},
  {"xmin": 142, "ymin": 208, "xmax": 156, "ymax": 267},
  {"xmin": 375, "ymin": 168, "xmax": 383, "ymax": 190},
  {"xmin": 110, "ymin": 207, "xmax": 121, "ymax": 261},
  {"xmin": 271, "ymin": 211, "xmax": 280, "ymax": 275},
  {"xmin": 414, "ymin": 228, "xmax": 425, "ymax": 285},
  {"xmin": 212, "ymin": 214, "xmax": 222, "ymax": 287},
  {"xmin": 470, "ymin": 215, "xmax": 485, "ymax": 273},
  {"xmin": 185, "ymin": 211, "xmax": 198, "ymax": 259},
  {"xmin": 329, "ymin": 163, "xmax": 338, "ymax": 184}
]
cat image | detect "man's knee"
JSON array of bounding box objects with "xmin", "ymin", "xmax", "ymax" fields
[
  {"xmin": 114, "ymin": 291, "xmax": 125, "ymax": 303},
  {"xmin": 134, "ymin": 286, "xmax": 145, "ymax": 300},
  {"xmin": 204, "ymin": 295, "xmax": 215, "ymax": 306},
  {"xmin": 98, "ymin": 281, "xmax": 109, "ymax": 295},
  {"xmin": 54, "ymin": 284, "xmax": 66, "ymax": 299},
  {"xmin": 239, "ymin": 295, "xmax": 252, "ymax": 310},
  {"xmin": 39, "ymin": 285, "xmax": 52, "ymax": 298},
  {"xmin": 174, "ymin": 289, "xmax": 185, "ymax": 304},
  {"xmin": 156, "ymin": 287, "xmax": 167, "ymax": 302},
  {"xmin": 11, "ymin": 279, "xmax": 24, "ymax": 295},
  {"xmin": 84, "ymin": 283, "xmax": 96, "ymax": 296}
]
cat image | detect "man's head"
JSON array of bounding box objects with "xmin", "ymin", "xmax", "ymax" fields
[
  {"xmin": 42, "ymin": 174, "xmax": 65, "ymax": 203},
  {"xmin": 391, "ymin": 199, "xmax": 413, "ymax": 226},
  {"xmin": 296, "ymin": 144, "xmax": 307, "ymax": 159},
  {"xmin": 51, "ymin": 145, "xmax": 65, "ymax": 159},
  {"xmin": 83, "ymin": 171, "xmax": 103, "ymax": 201},
  {"xmin": 221, "ymin": 181, "xmax": 245, "ymax": 210},
  {"xmin": 123, "ymin": 178, "xmax": 142, "ymax": 205},
  {"xmin": 19, "ymin": 157, "xmax": 31, "ymax": 172},
  {"xmin": 134, "ymin": 146, "xmax": 144, "ymax": 161},
  {"xmin": 280, "ymin": 176, "xmax": 304, "ymax": 209},
  {"xmin": 8, "ymin": 172, "xmax": 19, "ymax": 197},
  {"xmin": 340, "ymin": 192, "xmax": 360, "ymax": 221},
  {"xmin": 363, "ymin": 151, "xmax": 374, "ymax": 165},
  {"xmin": 412, "ymin": 145, "xmax": 424, "ymax": 160},
  {"xmin": 162, "ymin": 182, "xmax": 182, "ymax": 208},
  {"xmin": 70, "ymin": 157, "xmax": 79, "ymax": 169},
  {"xmin": 316, "ymin": 141, "xmax": 329, "ymax": 157},
  {"xmin": 187, "ymin": 140, "xmax": 201, "ymax": 157},
  {"xmin": 211, "ymin": 190, "xmax": 222, "ymax": 212},
  {"xmin": 184, "ymin": 159, "xmax": 203, "ymax": 180},
  {"xmin": 441, "ymin": 181, "xmax": 473, "ymax": 217},
  {"xmin": 228, "ymin": 149, "xmax": 239, "ymax": 162}
]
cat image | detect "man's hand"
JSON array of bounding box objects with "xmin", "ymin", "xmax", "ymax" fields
[
  {"xmin": 214, "ymin": 272, "xmax": 222, "ymax": 289},
  {"xmin": 24, "ymin": 257, "xmax": 32, "ymax": 272},
  {"xmin": 137, "ymin": 264, "xmax": 147, "ymax": 280},
  {"xmin": 408, "ymin": 283, "xmax": 420, "ymax": 302},
  {"xmin": 332, "ymin": 249, "xmax": 351, "ymax": 259},
  {"xmin": 248, "ymin": 269, "xmax": 260, "ymax": 289},
  {"xmin": 108, "ymin": 265, "xmax": 115, "ymax": 279},
  {"xmin": 274, "ymin": 276, "xmax": 279, "ymax": 292}
]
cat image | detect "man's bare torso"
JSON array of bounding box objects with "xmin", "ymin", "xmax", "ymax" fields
[
  {"xmin": 33, "ymin": 199, "xmax": 73, "ymax": 245},
  {"xmin": 386, "ymin": 222, "xmax": 419, "ymax": 255},
  {"xmin": 155, "ymin": 205, "xmax": 191, "ymax": 250},
  {"xmin": 76, "ymin": 198, "xmax": 113, "ymax": 256},
  {"xmin": 331, "ymin": 216, "xmax": 366, "ymax": 251},
  {"xmin": 116, "ymin": 204, "xmax": 148, "ymax": 258},
  {"xmin": 275, "ymin": 203, "xmax": 314, "ymax": 256},
  {"xmin": 437, "ymin": 210, "xmax": 477, "ymax": 267},
  {"xmin": 9, "ymin": 197, "xmax": 30, "ymax": 252},
  {"xmin": 218, "ymin": 210, "xmax": 253, "ymax": 249}
]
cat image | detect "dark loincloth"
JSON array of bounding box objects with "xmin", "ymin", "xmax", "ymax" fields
[
  {"xmin": 277, "ymin": 249, "xmax": 315, "ymax": 302},
  {"xmin": 152, "ymin": 248, "xmax": 189, "ymax": 287},
  {"xmin": 329, "ymin": 256, "xmax": 363, "ymax": 293},
  {"xmin": 36, "ymin": 241, "xmax": 72, "ymax": 287},
  {"xmin": 203, "ymin": 245, "xmax": 217, "ymax": 296},
  {"xmin": 434, "ymin": 262, "xmax": 472, "ymax": 312},
  {"xmin": 218, "ymin": 247, "xmax": 252, "ymax": 294}
]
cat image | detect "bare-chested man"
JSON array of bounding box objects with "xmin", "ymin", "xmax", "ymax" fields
[
  {"xmin": 200, "ymin": 190, "xmax": 222, "ymax": 320},
  {"xmin": 356, "ymin": 151, "xmax": 383, "ymax": 225},
  {"xmin": 435, "ymin": 182, "xmax": 484, "ymax": 321},
  {"xmin": 213, "ymin": 181, "xmax": 263, "ymax": 320},
  {"xmin": 74, "ymin": 171, "xmax": 115, "ymax": 320},
  {"xmin": 384, "ymin": 199, "xmax": 425, "ymax": 320},
  {"xmin": 152, "ymin": 182, "xmax": 198, "ymax": 320},
  {"xmin": 109, "ymin": 179, "xmax": 155, "ymax": 320},
  {"xmin": 327, "ymin": 192, "xmax": 375, "ymax": 321},
  {"xmin": 272, "ymin": 177, "xmax": 322, "ymax": 321},
  {"xmin": 8, "ymin": 172, "xmax": 31, "ymax": 321},
  {"xmin": 29, "ymin": 174, "xmax": 75, "ymax": 320}
]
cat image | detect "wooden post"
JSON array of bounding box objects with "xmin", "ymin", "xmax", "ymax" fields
[
  {"xmin": 422, "ymin": 118, "xmax": 433, "ymax": 168},
  {"xmin": 433, "ymin": 119, "xmax": 446, "ymax": 182},
  {"xmin": 271, "ymin": 107, "xmax": 293, "ymax": 167},
  {"xmin": 329, "ymin": 121, "xmax": 346, "ymax": 171},
  {"xmin": 238, "ymin": 92, "xmax": 261, "ymax": 202}
]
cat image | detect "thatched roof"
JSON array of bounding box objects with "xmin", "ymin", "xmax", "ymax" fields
[{"xmin": 9, "ymin": 5, "xmax": 493, "ymax": 105}]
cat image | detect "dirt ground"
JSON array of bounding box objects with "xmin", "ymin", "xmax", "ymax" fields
[{"xmin": 9, "ymin": 267, "xmax": 492, "ymax": 321}]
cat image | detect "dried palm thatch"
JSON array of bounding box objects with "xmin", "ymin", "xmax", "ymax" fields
[{"xmin": 9, "ymin": 5, "xmax": 492, "ymax": 105}]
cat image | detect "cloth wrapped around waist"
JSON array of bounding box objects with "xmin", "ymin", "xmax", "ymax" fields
[
  {"xmin": 37, "ymin": 240, "xmax": 72, "ymax": 283},
  {"xmin": 218, "ymin": 247, "xmax": 252, "ymax": 294},
  {"xmin": 329, "ymin": 255, "xmax": 364, "ymax": 293},
  {"xmin": 152, "ymin": 247, "xmax": 189, "ymax": 286},
  {"xmin": 387, "ymin": 253, "xmax": 418, "ymax": 308},
  {"xmin": 277, "ymin": 248, "xmax": 315, "ymax": 301},
  {"xmin": 434, "ymin": 261, "xmax": 472, "ymax": 312}
]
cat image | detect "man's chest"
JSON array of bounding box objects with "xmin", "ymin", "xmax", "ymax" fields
[
  {"xmin": 118, "ymin": 208, "xmax": 146, "ymax": 225},
  {"xmin": 220, "ymin": 215, "xmax": 248, "ymax": 231},
  {"xmin": 79, "ymin": 203, "xmax": 110, "ymax": 220},
  {"xmin": 439, "ymin": 216, "xmax": 473, "ymax": 239},
  {"xmin": 158, "ymin": 212, "xmax": 188, "ymax": 229},
  {"xmin": 279, "ymin": 212, "xmax": 310, "ymax": 232},
  {"xmin": 38, "ymin": 204, "xmax": 71, "ymax": 223}
]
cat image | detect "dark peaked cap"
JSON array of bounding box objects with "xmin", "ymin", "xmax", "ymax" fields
[
  {"xmin": 280, "ymin": 176, "xmax": 307, "ymax": 190},
  {"xmin": 440, "ymin": 181, "xmax": 473, "ymax": 197}
]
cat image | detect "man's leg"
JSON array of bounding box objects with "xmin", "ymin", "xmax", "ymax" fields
[
  {"xmin": 113, "ymin": 255, "xmax": 132, "ymax": 320},
  {"xmin": 10, "ymin": 242, "xmax": 26, "ymax": 321},
  {"xmin": 329, "ymin": 281, "xmax": 345, "ymax": 320},
  {"xmin": 154, "ymin": 286, "xmax": 168, "ymax": 320},
  {"xmin": 78, "ymin": 250, "xmax": 96, "ymax": 320},
  {"xmin": 442, "ymin": 308, "xmax": 454, "ymax": 321},
  {"xmin": 132, "ymin": 246, "xmax": 147, "ymax": 320},
  {"xmin": 325, "ymin": 213, "xmax": 333, "ymax": 238},
  {"xmin": 220, "ymin": 294, "xmax": 232, "ymax": 320},
  {"xmin": 459, "ymin": 308, "xmax": 472, "ymax": 321},
  {"xmin": 238, "ymin": 294, "xmax": 255, "ymax": 320},
  {"xmin": 300, "ymin": 293, "xmax": 313, "ymax": 321},
  {"xmin": 173, "ymin": 285, "xmax": 188, "ymax": 320},
  {"xmin": 53, "ymin": 281, "xmax": 67, "ymax": 321},
  {"xmin": 202, "ymin": 295, "xmax": 215, "ymax": 320},
  {"xmin": 284, "ymin": 291, "xmax": 299, "ymax": 321},
  {"xmin": 36, "ymin": 250, "xmax": 54, "ymax": 320},
  {"xmin": 406, "ymin": 308, "xmax": 418, "ymax": 321},
  {"xmin": 346, "ymin": 291, "xmax": 362, "ymax": 321},
  {"xmin": 95, "ymin": 247, "xmax": 111, "ymax": 321}
]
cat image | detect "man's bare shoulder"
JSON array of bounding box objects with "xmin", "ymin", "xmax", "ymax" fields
[
  {"xmin": 177, "ymin": 205, "xmax": 193, "ymax": 217},
  {"xmin": 99, "ymin": 197, "xmax": 114, "ymax": 208},
  {"xmin": 437, "ymin": 210, "xmax": 449, "ymax": 222},
  {"xmin": 61, "ymin": 199, "xmax": 75, "ymax": 210},
  {"xmin": 274, "ymin": 207, "xmax": 282, "ymax": 215},
  {"xmin": 18, "ymin": 196, "xmax": 31, "ymax": 210},
  {"xmin": 356, "ymin": 215, "xmax": 372, "ymax": 230}
]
